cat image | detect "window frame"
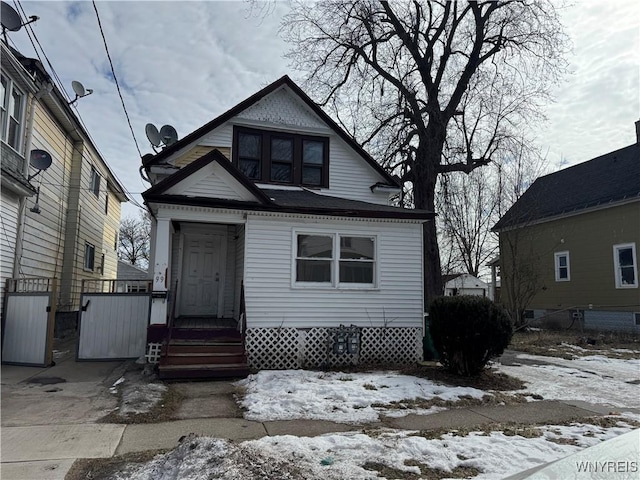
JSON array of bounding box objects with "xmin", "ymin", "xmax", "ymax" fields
[
  {"xmin": 292, "ymin": 231, "xmax": 377, "ymax": 289},
  {"xmin": 89, "ymin": 166, "xmax": 101, "ymax": 197},
  {"xmin": 84, "ymin": 243, "xmax": 95, "ymax": 271},
  {"xmin": 613, "ymin": 243, "xmax": 638, "ymax": 289},
  {"xmin": 233, "ymin": 126, "xmax": 329, "ymax": 188},
  {"xmin": 554, "ymin": 251, "xmax": 570, "ymax": 282},
  {"xmin": 1, "ymin": 73, "xmax": 27, "ymax": 154}
]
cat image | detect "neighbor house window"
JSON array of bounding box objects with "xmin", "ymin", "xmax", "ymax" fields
[
  {"xmin": 89, "ymin": 166, "xmax": 100, "ymax": 197},
  {"xmin": 613, "ymin": 243, "xmax": 638, "ymax": 288},
  {"xmin": 294, "ymin": 233, "xmax": 376, "ymax": 288},
  {"xmin": 1, "ymin": 74, "xmax": 25, "ymax": 152},
  {"xmin": 104, "ymin": 192, "xmax": 109, "ymax": 214},
  {"xmin": 233, "ymin": 127, "xmax": 329, "ymax": 187},
  {"xmin": 99, "ymin": 253, "xmax": 105, "ymax": 275},
  {"xmin": 84, "ymin": 243, "xmax": 95, "ymax": 271},
  {"xmin": 554, "ymin": 251, "xmax": 570, "ymax": 282}
]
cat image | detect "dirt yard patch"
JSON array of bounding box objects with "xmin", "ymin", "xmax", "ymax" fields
[
  {"xmin": 401, "ymin": 363, "xmax": 527, "ymax": 392},
  {"xmin": 510, "ymin": 330, "xmax": 640, "ymax": 359}
]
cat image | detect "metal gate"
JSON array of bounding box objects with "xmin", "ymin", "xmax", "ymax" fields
[
  {"xmin": 1, "ymin": 278, "xmax": 57, "ymax": 366},
  {"xmin": 77, "ymin": 279, "xmax": 152, "ymax": 360}
]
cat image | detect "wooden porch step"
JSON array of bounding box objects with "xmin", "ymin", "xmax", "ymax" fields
[
  {"xmin": 169, "ymin": 328, "xmax": 242, "ymax": 341},
  {"xmin": 163, "ymin": 343, "xmax": 245, "ymax": 354},
  {"xmin": 158, "ymin": 363, "xmax": 250, "ymax": 380},
  {"xmin": 160, "ymin": 352, "xmax": 248, "ymax": 365}
]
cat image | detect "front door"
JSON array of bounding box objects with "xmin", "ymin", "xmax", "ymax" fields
[{"xmin": 180, "ymin": 235, "xmax": 222, "ymax": 316}]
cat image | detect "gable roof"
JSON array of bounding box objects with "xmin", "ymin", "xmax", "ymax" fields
[
  {"xmin": 143, "ymin": 150, "xmax": 431, "ymax": 220},
  {"xmin": 143, "ymin": 149, "xmax": 273, "ymax": 204},
  {"xmin": 142, "ymin": 75, "xmax": 400, "ymax": 187},
  {"xmin": 493, "ymin": 143, "xmax": 640, "ymax": 230}
]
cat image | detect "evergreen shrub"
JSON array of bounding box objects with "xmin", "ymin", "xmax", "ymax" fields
[{"xmin": 429, "ymin": 295, "xmax": 513, "ymax": 376}]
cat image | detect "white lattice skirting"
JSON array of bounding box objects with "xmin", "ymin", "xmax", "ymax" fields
[{"xmin": 246, "ymin": 327, "xmax": 423, "ymax": 369}]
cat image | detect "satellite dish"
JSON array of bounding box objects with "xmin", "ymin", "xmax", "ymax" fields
[
  {"xmin": 145, "ymin": 123, "xmax": 161, "ymax": 147},
  {"xmin": 1, "ymin": 2, "xmax": 22, "ymax": 32},
  {"xmin": 29, "ymin": 149, "xmax": 53, "ymax": 171},
  {"xmin": 68, "ymin": 80, "xmax": 93, "ymax": 105},
  {"xmin": 160, "ymin": 125, "xmax": 178, "ymax": 146},
  {"xmin": 72, "ymin": 80, "xmax": 86, "ymax": 97}
]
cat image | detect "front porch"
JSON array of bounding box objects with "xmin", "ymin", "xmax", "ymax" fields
[{"xmin": 148, "ymin": 214, "xmax": 249, "ymax": 379}]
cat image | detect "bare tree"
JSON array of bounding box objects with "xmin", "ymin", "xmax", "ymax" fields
[
  {"xmin": 283, "ymin": 0, "xmax": 568, "ymax": 304},
  {"xmin": 118, "ymin": 212, "xmax": 151, "ymax": 268},
  {"xmin": 438, "ymin": 137, "xmax": 550, "ymax": 280}
]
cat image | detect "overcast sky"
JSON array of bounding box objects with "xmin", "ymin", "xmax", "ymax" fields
[{"xmin": 7, "ymin": 0, "xmax": 639, "ymax": 218}]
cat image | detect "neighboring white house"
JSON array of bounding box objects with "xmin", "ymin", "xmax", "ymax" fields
[
  {"xmin": 141, "ymin": 76, "xmax": 432, "ymax": 377},
  {"xmin": 443, "ymin": 273, "xmax": 491, "ymax": 299}
]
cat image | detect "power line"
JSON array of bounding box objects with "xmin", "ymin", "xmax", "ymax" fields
[{"xmin": 91, "ymin": 1, "xmax": 143, "ymax": 160}]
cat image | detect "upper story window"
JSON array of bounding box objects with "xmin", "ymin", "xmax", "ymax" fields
[
  {"xmin": 613, "ymin": 243, "xmax": 638, "ymax": 288},
  {"xmin": 84, "ymin": 243, "xmax": 95, "ymax": 271},
  {"xmin": 89, "ymin": 166, "xmax": 101, "ymax": 197},
  {"xmin": 554, "ymin": 251, "xmax": 570, "ymax": 282},
  {"xmin": 233, "ymin": 126, "xmax": 329, "ymax": 187},
  {"xmin": 1, "ymin": 74, "xmax": 26, "ymax": 153}
]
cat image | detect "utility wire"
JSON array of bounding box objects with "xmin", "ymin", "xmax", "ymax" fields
[
  {"xmin": 10, "ymin": 2, "xmax": 147, "ymax": 211},
  {"xmin": 91, "ymin": 1, "xmax": 143, "ymax": 160}
]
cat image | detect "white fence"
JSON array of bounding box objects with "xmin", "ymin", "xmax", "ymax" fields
[
  {"xmin": 2, "ymin": 278, "xmax": 56, "ymax": 366},
  {"xmin": 77, "ymin": 280, "xmax": 151, "ymax": 360}
]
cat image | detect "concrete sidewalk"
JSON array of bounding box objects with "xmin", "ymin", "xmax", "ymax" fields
[{"xmin": 0, "ymin": 352, "xmax": 629, "ymax": 480}]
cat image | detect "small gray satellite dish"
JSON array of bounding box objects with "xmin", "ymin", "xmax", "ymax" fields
[
  {"xmin": 72, "ymin": 80, "xmax": 86, "ymax": 97},
  {"xmin": 30, "ymin": 149, "xmax": 53, "ymax": 171},
  {"xmin": 1, "ymin": 2, "xmax": 22, "ymax": 32},
  {"xmin": 160, "ymin": 125, "xmax": 178, "ymax": 146},
  {"xmin": 145, "ymin": 123, "xmax": 161, "ymax": 147}
]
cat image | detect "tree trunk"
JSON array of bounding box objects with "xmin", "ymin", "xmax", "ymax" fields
[{"xmin": 413, "ymin": 137, "xmax": 444, "ymax": 309}]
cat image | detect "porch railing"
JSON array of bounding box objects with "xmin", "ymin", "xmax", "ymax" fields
[
  {"xmin": 238, "ymin": 281, "xmax": 246, "ymax": 339},
  {"xmin": 163, "ymin": 280, "xmax": 179, "ymax": 358}
]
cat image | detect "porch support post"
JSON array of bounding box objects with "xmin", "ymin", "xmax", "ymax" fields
[{"xmin": 150, "ymin": 218, "xmax": 171, "ymax": 325}]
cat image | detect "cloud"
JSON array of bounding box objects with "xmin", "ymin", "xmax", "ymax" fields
[{"xmin": 8, "ymin": 0, "xmax": 638, "ymax": 218}]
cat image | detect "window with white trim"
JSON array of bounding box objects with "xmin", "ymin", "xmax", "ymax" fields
[
  {"xmin": 1, "ymin": 74, "xmax": 26, "ymax": 153},
  {"xmin": 613, "ymin": 243, "xmax": 638, "ymax": 288},
  {"xmin": 84, "ymin": 243, "xmax": 95, "ymax": 271},
  {"xmin": 294, "ymin": 233, "xmax": 376, "ymax": 288},
  {"xmin": 554, "ymin": 251, "xmax": 570, "ymax": 282}
]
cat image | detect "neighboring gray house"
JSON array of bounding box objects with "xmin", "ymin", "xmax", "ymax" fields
[{"xmin": 116, "ymin": 260, "xmax": 150, "ymax": 292}]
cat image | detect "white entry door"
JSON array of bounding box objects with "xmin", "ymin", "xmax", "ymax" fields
[{"xmin": 180, "ymin": 235, "xmax": 223, "ymax": 316}]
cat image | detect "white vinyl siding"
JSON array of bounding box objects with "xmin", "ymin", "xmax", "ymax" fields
[
  {"xmin": 182, "ymin": 174, "xmax": 246, "ymax": 200},
  {"xmin": 244, "ymin": 215, "xmax": 423, "ymax": 329}
]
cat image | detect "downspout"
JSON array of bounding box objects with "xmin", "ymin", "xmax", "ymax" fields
[{"xmin": 12, "ymin": 82, "xmax": 53, "ymax": 278}]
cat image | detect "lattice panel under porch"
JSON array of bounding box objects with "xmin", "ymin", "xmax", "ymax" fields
[
  {"xmin": 245, "ymin": 328, "xmax": 299, "ymax": 369},
  {"xmin": 359, "ymin": 327, "xmax": 423, "ymax": 364},
  {"xmin": 145, "ymin": 342, "xmax": 162, "ymax": 364},
  {"xmin": 302, "ymin": 328, "xmax": 359, "ymax": 369}
]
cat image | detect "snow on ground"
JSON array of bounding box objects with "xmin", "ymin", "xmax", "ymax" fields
[
  {"xmin": 237, "ymin": 370, "xmax": 488, "ymax": 423},
  {"xmin": 496, "ymin": 353, "xmax": 640, "ymax": 408},
  {"xmin": 118, "ymin": 421, "xmax": 639, "ymax": 480}
]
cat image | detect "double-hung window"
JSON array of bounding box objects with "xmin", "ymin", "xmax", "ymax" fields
[
  {"xmin": 89, "ymin": 166, "xmax": 100, "ymax": 197},
  {"xmin": 84, "ymin": 243, "xmax": 95, "ymax": 271},
  {"xmin": 554, "ymin": 251, "xmax": 570, "ymax": 282},
  {"xmin": 1, "ymin": 74, "xmax": 26, "ymax": 152},
  {"xmin": 294, "ymin": 233, "xmax": 376, "ymax": 288},
  {"xmin": 233, "ymin": 127, "xmax": 329, "ymax": 187},
  {"xmin": 613, "ymin": 243, "xmax": 638, "ymax": 288}
]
